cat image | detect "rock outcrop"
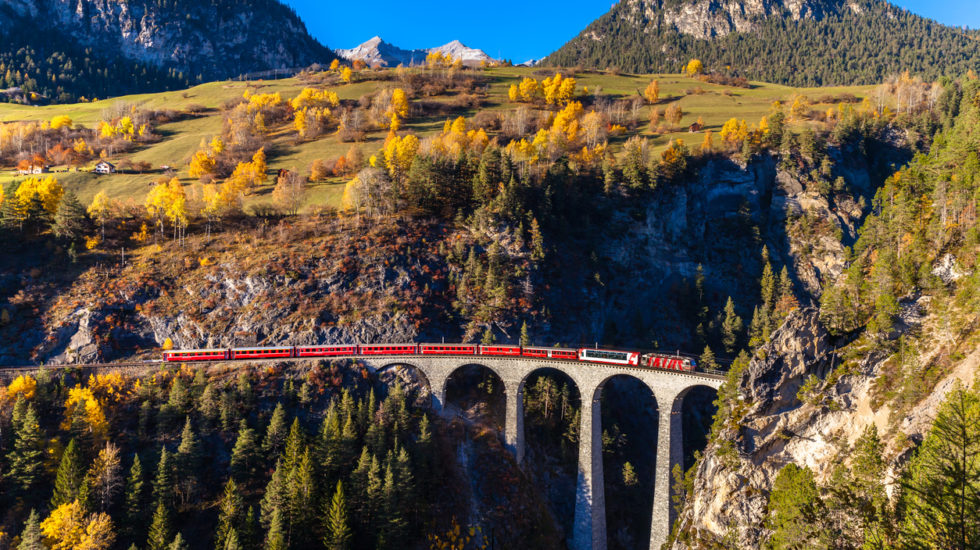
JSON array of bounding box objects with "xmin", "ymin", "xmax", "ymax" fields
[
  {"xmin": 2, "ymin": 0, "xmax": 333, "ymax": 81},
  {"xmin": 670, "ymin": 305, "xmax": 980, "ymax": 548}
]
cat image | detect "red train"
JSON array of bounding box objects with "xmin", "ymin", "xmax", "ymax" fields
[{"xmin": 162, "ymin": 343, "xmax": 697, "ymax": 372}]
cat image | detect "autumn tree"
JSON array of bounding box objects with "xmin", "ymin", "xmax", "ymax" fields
[
  {"xmin": 643, "ymin": 80, "xmax": 660, "ymax": 103},
  {"xmin": 664, "ymin": 103, "xmax": 684, "ymax": 126},
  {"xmin": 685, "ymin": 59, "xmax": 704, "ymax": 76},
  {"xmin": 87, "ymin": 191, "xmax": 112, "ymax": 239},
  {"xmin": 272, "ymin": 169, "xmax": 305, "ymax": 215}
]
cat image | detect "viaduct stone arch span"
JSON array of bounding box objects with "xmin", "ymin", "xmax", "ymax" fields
[{"xmin": 359, "ymin": 355, "xmax": 723, "ymax": 550}]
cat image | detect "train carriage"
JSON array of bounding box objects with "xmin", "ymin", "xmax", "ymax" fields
[
  {"xmin": 231, "ymin": 347, "xmax": 293, "ymax": 359},
  {"xmin": 163, "ymin": 349, "xmax": 229, "ymax": 362},
  {"xmin": 295, "ymin": 345, "xmax": 358, "ymax": 357},
  {"xmin": 642, "ymin": 353, "xmax": 696, "ymax": 372},
  {"xmin": 479, "ymin": 345, "xmax": 522, "ymax": 356},
  {"xmin": 359, "ymin": 344, "xmax": 418, "ymax": 355},
  {"xmin": 577, "ymin": 348, "xmax": 640, "ymax": 366},
  {"xmin": 420, "ymin": 344, "xmax": 477, "ymax": 355},
  {"xmin": 549, "ymin": 348, "xmax": 578, "ymax": 360},
  {"xmin": 521, "ymin": 347, "xmax": 551, "ymax": 358}
]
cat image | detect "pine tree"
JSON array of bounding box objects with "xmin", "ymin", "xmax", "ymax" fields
[
  {"xmin": 748, "ymin": 305, "xmax": 765, "ymax": 349},
  {"xmin": 17, "ymin": 509, "xmax": 44, "ymax": 550},
  {"xmin": 901, "ymin": 385, "xmax": 980, "ymax": 548},
  {"xmin": 152, "ymin": 448, "xmax": 176, "ymax": 510},
  {"xmin": 622, "ymin": 462, "xmax": 639, "ymax": 487},
  {"xmin": 230, "ymin": 420, "xmax": 259, "ymax": 482},
  {"xmin": 9, "ymin": 402, "xmax": 43, "ymax": 495},
  {"xmin": 169, "ymin": 533, "xmax": 189, "ymax": 550},
  {"xmin": 323, "ymin": 481, "xmax": 352, "ymax": 550},
  {"xmin": 263, "ymin": 404, "xmax": 288, "ymax": 456},
  {"xmin": 214, "ymin": 478, "xmax": 244, "ymax": 550},
  {"xmin": 124, "ymin": 454, "xmax": 147, "ymax": 534},
  {"xmin": 264, "ymin": 507, "xmax": 288, "ymax": 550},
  {"xmin": 223, "ymin": 529, "xmax": 242, "ymax": 550},
  {"xmin": 317, "ymin": 406, "xmax": 342, "ymax": 480},
  {"xmin": 282, "ymin": 418, "xmax": 304, "ymax": 471},
  {"xmin": 768, "ymin": 464, "xmax": 825, "ymax": 549},
  {"xmin": 147, "ymin": 502, "xmax": 174, "ymax": 550},
  {"xmin": 721, "ymin": 296, "xmax": 744, "ymax": 354},
  {"xmin": 176, "ymin": 418, "xmax": 201, "ymax": 505},
  {"xmin": 699, "ymin": 345, "xmax": 718, "ymax": 371},
  {"xmin": 520, "ymin": 321, "xmax": 531, "ymax": 347},
  {"xmin": 52, "ymin": 189, "xmax": 88, "ymax": 240},
  {"xmin": 260, "ymin": 460, "xmax": 288, "ymax": 531},
  {"xmin": 52, "ymin": 438, "xmax": 85, "ymax": 508},
  {"xmin": 288, "ymin": 448, "xmax": 317, "ymax": 547},
  {"xmin": 760, "ymin": 246, "xmax": 776, "ymax": 314}
]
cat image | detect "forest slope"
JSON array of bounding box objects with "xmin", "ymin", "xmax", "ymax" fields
[{"xmin": 544, "ymin": 0, "xmax": 980, "ymax": 86}]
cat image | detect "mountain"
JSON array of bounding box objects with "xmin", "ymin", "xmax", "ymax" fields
[
  {"xmin": 544, "ymin": 0, "xmax": 980, "ymax": 85},
  {"xmin": 336, "ymin": 36, "xmax": 493, "ymax": 67},
  {"xmin": 0, "ymin": 0, "xmax": 334, "ymax": 102}
]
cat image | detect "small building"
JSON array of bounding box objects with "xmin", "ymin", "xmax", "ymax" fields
[
  {"xmin": 688, "ymin": 122, "xmax": 703, "ymax": 133},
  {"xmin": 17, "ymin": 164, "xmax": 48, "ymax": 175},
  {"xmin": 94, "ymin": 160, "xmax": 116, "ymax": 174}
]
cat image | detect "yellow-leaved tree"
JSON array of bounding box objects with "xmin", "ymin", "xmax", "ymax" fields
[
  {"xmin": 341, "ymin": 67, "xmax": 353, "ymax": 84},
  {"xmin": 62, "ymin": 387, "xmax": 109, "ymax": 444},
  {"xmin": 51, "ymin": 115, "xmax": 73, "ymax": 130},
  {"xmin": 41, "ymin": 501, "xmax": 115, "ymax": 550},
  {"xmin": 329, "ymin": 59, "xmax": 340, "ymax": 71},
  {"xmin": 685, "ymin": 59, "xmax": 704, "ymax": 76},
  {"xmin": 188, "ymin": 149, "xmax": 215, "ymax": 180},
  {"xmin": 383, "ymin": 134, "xmax": 419, "ymax": 181},
  {"xmin": 16, "ymin": 176, "xmax": 64, "ymax": 215},
  {"xmin": 644, "ymin": 80, "xmax": 660, "ymax": 104},
  {"xmin": 720, "ymin": 118, "xmax": 749, "ymax": 149},
  {"xmin": 87, "ymin": 191, "xmax": 112, "ymax": 239},
  {"xmin": 6, "ymin": 375, "xmax": 37, "ymax": 400}
]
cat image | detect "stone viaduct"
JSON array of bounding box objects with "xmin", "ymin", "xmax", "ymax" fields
[{"xmin": 356, "ymin": 355, "xmax": 724, "ymax": 550}]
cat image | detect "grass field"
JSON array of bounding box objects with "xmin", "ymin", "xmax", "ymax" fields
[{"xmin": 0, "ymin": 67, "xmax": 876, "ymax": 212}]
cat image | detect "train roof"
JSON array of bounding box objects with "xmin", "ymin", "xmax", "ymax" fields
[{"xmin": 232, "ymin": 346, "xmax": 293, "ymax": 351}]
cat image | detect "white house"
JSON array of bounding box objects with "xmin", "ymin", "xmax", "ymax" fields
[{"xmin": 94, "ymin": 160, "xmax": 116, "ymax": 174}]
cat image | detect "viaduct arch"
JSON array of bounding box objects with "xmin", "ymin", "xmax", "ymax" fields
[{"xmin": 362, "ymin": 355, "xmax": 723, "ymax": 550}]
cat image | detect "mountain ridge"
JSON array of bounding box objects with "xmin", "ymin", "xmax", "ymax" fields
[
  {"xmin": 0, "ymin": 0, "xmax": 334, "ymax": 101},
  {"xmin": 544, "ymin": 0, "xmax": 980, "ymax": 85},
  {"xmin": 335, "ymin": 36, "xmax": 493, "ymax": 67}
]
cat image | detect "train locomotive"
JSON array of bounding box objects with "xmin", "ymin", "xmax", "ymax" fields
[{"xmin": 163, "ymin": 343, "xmax": 697, "ymax": 372}]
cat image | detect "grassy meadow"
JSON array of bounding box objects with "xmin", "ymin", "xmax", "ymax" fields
[{"xmin": 0, "ymin": 67, "xmax": 876, "ymax": 212}]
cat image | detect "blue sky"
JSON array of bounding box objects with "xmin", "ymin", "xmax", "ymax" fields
[{"xmin": 283, "ymin": 0, "xmax": 980, "ymax": 63}]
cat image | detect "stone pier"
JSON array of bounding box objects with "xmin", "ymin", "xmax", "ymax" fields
[{"xmin": 366, "ymin": 356, "xmax": 722, "ymax": 550}]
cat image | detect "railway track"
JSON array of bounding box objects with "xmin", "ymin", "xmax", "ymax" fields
[{"xmin": 0, "ymin": 354, "xmax": 726, "ymax": 381}]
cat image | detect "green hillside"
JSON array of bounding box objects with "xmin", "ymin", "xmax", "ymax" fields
[{"xmin": 0, "ymin": 66, "xmax": 876, "ymax": 212}]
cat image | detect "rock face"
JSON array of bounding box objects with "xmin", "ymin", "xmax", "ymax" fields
[
  {"xmin": 1, "ymin": 0, "xmax": 333, "ymax": 81},
  {"xmin": 544, "ymin": 137, "xmax": 905, "ymax": 350},
  {"xmin": 616, "ymin": 0, "xmax": 862, "ymax": 39},
  {"xmin": 336, "ymin": 36, "xmax": 493, "ymax": 67},
  {"xmin": 670, "ymin": 305, "xmax": 980, "ymax": 548}
]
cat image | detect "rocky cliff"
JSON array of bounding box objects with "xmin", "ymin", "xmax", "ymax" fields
[
  {"xmin": 542, "ymin": 134, "xmax": 905, "ymax": 351},
  {"xmin": 669, "ymin": 303, "xmax": 980, "ymax": 547},
  {"xmin": 1, "ymin": 0, "xmax": 333, "ymax": 82}
]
